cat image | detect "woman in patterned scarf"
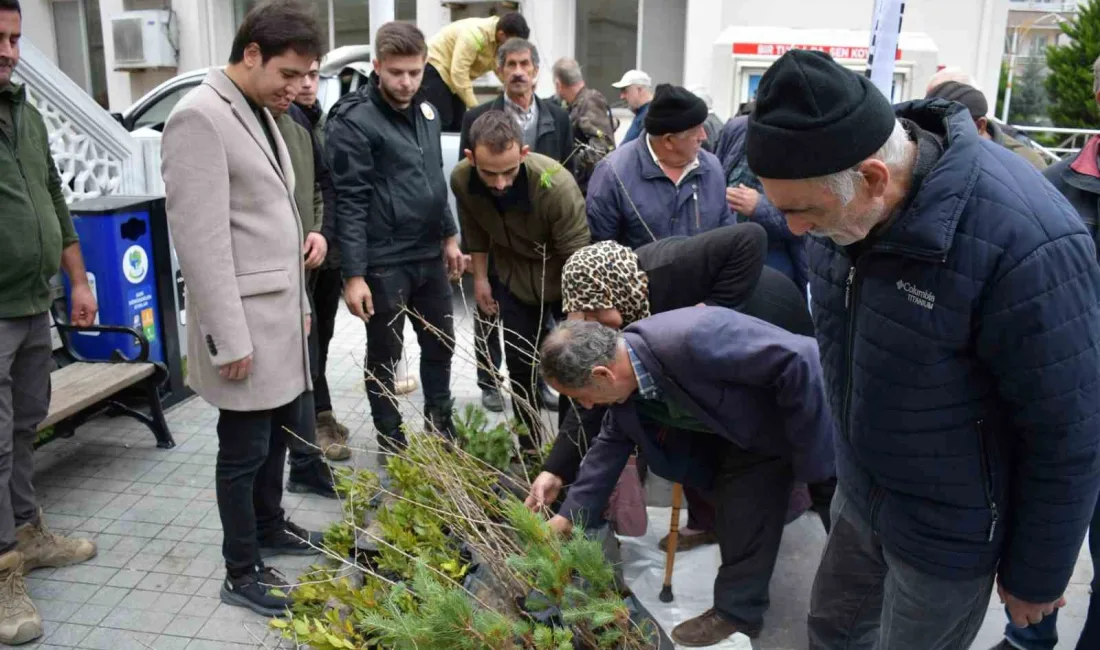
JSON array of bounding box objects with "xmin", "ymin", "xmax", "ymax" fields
[
  {"xmin": 534, "ymin": 223, "xmax": 830, "ymax": 549},
  {"xmin": 559, "ymin": 240, "xmax": 653, "ymax": 329}
]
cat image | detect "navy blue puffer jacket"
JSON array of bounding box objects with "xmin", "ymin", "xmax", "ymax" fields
[{"xmin": 810, "ymin": 100, "xmax": 1100, "ymax": 603}]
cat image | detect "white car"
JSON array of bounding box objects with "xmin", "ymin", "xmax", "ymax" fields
[{"xmin": 117, "ymin": 45, "xmax": 463, "ymax": 220}]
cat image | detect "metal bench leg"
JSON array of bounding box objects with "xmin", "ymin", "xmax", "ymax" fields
[
  {"xmin": 103, "ymin": 380, "xmax": 175, "ymax": 449},
  {"xmin": 144, "ymin": 379, "xmax": 175, "ymax": 449}
]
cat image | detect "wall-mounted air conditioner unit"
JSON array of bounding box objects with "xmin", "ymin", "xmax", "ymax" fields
[
  {"xmin": 441, "ymin": 1, "xmax": 520, "ymax": 10},
  {"xmin": 110, "ymin": 10, "xmax": 178, "ymax": 71}
]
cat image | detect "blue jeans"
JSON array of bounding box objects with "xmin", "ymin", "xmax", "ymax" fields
[{"xmin": 1003, "ymin": 501, "xmax": 1100, "ymax": 650}]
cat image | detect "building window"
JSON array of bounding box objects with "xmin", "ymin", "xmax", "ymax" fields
[
  {"xmin": 233, "ymin": 0, "xmax": 417, "ymax": 51},
  {"xmin": 575, "ymin": 0, "xmax": 639, "ymax": 100},
  {"xmin": 1031, "ymin": 34, "xmax": 1049, "ymax": 55}
]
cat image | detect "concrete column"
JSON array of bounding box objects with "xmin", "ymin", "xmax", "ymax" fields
[
  {"xmin": 207, "ymin": 0, "xmax": 237, "ymax": 65},
  {"xmin": 974, "ymin": 0, "xmax": 1010, "ymax": 103},
  {"xmin": 682, "ymin": 0, "xmax": 724, "ymax": 92},
  {"xmin": 166, "ymin": 0, "xmax": 214, "ymax": 72},
  {"xmin": 525, "ymin": 0, "xmax": 577, "ymax": 97},
  {"xmin": 20, "ymin": 0, "xmax": 57, "ymax": 63},
  {"xmin": 415, "ymin": 0, "xmax": 450, "ymax": 40},
  {"xmin": 370, "ymin": 0, "xmax": 395, "ymax": 41},
  {"xmin": 98, "ymin": 0, "xmax": 133, "ymax": 111},
  {"xmin": 638, "ymin": 0, "xmax": 685, "ymax": 87}
]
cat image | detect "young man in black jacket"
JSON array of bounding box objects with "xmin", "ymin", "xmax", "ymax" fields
[
  {"xmin": 325, "ymin": 22, "xmax": 465, "ymax": 450},
  {"xmin": 458, "ymin": 37, "xmax": 575, "ymax": 415}
]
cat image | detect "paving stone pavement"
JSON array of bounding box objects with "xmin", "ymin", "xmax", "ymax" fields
[{"xmin": 21, "ymin": 297, "xmax": 1093, "ymax": 649}]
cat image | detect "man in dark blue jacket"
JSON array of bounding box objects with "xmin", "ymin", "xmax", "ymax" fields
[
  {"xmin": 585, "ymin": 84, "xmax": 734, "ymax": 250},
  {"xmin": 538, "ymin": 308, "xmax": 836, "ymax": 646},
  {"xmin": 326, "ymin": 22, "xmax": 465, "ymax": 448},
  {"xmin": 746, "ymin": 50, "xmax": 1100, "ymax": 650}
]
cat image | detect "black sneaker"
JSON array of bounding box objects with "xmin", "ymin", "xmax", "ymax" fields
[
  {"xmin": 480, "ymin": 389, "xmax": 505, "ymax": 413},
  {"xmin": 220, "ymin": 567, "xmax": 293, "ymax": 617},
  {"xmin": 287, "ymin": 459, "xmax": 337, "ymax": 498},
  {"xmin": 377, "ymin": 428, "xmax": 407, "ymax": 455},
  {"xmin": 259, "ymin": 520, "xmax": 323, "ymax": 558},
  {"xmin": 424, "ymin": 405, "xmax": 456, "ymax": 440}
]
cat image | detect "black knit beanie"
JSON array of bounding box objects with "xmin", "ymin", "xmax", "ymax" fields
[
  {"xmin": 747, "ymin": 50, "xmax": 896, "ymax": 179},
  {"xmin": 926, "ymin": 81, "xmax": 988, "ymax": 119},
  {"xmin": 644, "ymin": 84, "xmax": 709, "ymax": 136}
]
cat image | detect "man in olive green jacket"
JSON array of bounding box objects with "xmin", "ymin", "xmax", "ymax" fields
[
  {"xmin": 271, "ymin": 100, "xmax": 352, "ymax": 498},
  {"xmin": 0, "ymin": 1, "xmax": 98, "ymax": 644},
  {"xmin": 451, "ymin": 110, "xmax": 590, "ymax": 451}
]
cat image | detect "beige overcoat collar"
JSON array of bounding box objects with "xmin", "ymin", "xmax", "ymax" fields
[{"xmin": 202, "ymin": 68, "xmax": 292, "ymax": 187}]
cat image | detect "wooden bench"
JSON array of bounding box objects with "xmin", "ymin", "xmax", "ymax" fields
[{"xmin": 38, "ymin": 306, "xmax": 175, "ymax": 450}]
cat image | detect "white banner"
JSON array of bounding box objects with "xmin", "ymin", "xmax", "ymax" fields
[{"xmin": 866, "ymin": 0, "xmax": 906, "ymax": 99}]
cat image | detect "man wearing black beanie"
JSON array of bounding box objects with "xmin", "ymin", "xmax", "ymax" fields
[
  {"xmin": 748, "ymin": 50, "xmax": 1100, "ymax": 650},
  {"xmin": 586, "ymin": 83, "xmax": 734, "ymax": 250}
]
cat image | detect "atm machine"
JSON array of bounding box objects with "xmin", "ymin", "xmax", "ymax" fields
[{"xmin": 709, "ymin": 26, "xmax": 939, "ymax": 119}]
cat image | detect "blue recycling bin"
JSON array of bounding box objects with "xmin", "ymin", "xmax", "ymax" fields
[{"xmin": 63, "ymin": 198, "xmax": 165, "ymax": 363}]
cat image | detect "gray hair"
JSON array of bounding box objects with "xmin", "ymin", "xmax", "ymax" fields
[
  {"xmin": 819, "ymin": 119, "xmax": 910, "ymax": 204},
  {"xmin": 1093, "ymin": 55, "xmax": 1100, "ymax": 94},
  {"xmin": 540, "ymin": 321, "xmax": 620, "ymax": 389},
  {"xmin": 552, "ymin": 57, "xmax": 583, "ymax": 86},
  {"xmin": 497, "ymin": 37, "xmax": 540, "ymax": 70}
]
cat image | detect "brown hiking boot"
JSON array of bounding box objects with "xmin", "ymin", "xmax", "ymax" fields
[
  {"xmin": 671, "ymin": 609, "xmax": 759, "ymax": 647},
  {"xmin": 15, "ymin": 511, "xmax": 96, "ymax": 571},
  {"xmin": 316, "ymin": 411, "xmax": 351, "ymax": 461},
  {"xmin": 658, "ymin": 530, "xmax": 718, "ymax": 553},
  {"xmin": 0, "ymin": 551, "xmax": 42, "ymax": 645}
]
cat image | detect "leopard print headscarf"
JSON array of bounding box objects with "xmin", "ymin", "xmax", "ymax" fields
[{"xmin": 562, "ymin": 241, "xmax": 651, "ymax": 326}]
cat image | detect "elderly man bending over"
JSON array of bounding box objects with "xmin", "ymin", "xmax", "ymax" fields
[{"xmin": 538, "ymin": 308, "xmax": 836, "ymax": 647}]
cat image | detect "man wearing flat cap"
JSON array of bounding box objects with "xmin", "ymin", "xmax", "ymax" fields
[
  {"xmin": 585, "ymin": 83, "xmax": 734, "ymax": 250},
  {"xmin": 925, "ymin": 80, "xmax": 1047, "ymax": 169},
  {"xmin": 746, "ymin": 50, "xmax": 1100, "ymax": 649}
]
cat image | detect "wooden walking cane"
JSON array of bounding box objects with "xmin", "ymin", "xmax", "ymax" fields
[{"xmin": 659, "ymin": 482, "xmax": 684, "ymax": 603}]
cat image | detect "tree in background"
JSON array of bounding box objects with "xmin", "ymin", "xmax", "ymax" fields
[
  {"xmin": 996, "ymin": 62, "xmax": 1009, "ymax": 119},
  {"xmin": 1046, "ymin": 0, "xmax": 1100, "ymax": 127},
  {"xmin": 1010, "ymin": 57, "xmax": 1050, "ymax": 125}
]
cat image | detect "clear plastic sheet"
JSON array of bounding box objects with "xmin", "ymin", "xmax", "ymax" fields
[{"xmin": 619, "ymin": 506, "xmax": 754, "ymax": 650}]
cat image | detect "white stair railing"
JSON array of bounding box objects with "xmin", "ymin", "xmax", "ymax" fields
[
  {"xmin": 12, "ymin": 40, "xmax": 146, "ymax": 203},
  {"xmin": 1012, "ymin": 125, "xmax": 1100, "ymax": 163}
]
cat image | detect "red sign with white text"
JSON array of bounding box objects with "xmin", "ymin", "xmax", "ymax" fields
[{"xmin": 732, "ymin": 42, "xmax": 902, "ymax": 60}]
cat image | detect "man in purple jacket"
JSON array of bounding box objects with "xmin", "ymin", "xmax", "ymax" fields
[{"xmin": 538, "ymin": 307, "xmax": 836, "ymax": 647}]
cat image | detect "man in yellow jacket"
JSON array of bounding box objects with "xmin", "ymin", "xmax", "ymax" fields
[{"xmin": 423, "ymin": 12, "xmax": 529, "ymax": 131}]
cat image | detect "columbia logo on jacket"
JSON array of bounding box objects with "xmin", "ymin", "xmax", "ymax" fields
[{"xmin": 896, "ymin": 279, "xmax": 935, "ymax": 310}]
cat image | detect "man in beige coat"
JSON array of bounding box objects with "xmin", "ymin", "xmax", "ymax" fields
[{"xmin": 161, "ymin": 0, "xmax": 325, "ymax": 618}]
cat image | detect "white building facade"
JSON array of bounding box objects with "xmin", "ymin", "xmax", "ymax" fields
[{"xmin": 24, "ymin": 0, "xmax": 1009, "ymax": 118}]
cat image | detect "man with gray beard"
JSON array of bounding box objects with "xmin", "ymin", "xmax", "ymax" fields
[{"xmin": 747, "ymin": 49, "xmax": 1100, "ymax": 650}]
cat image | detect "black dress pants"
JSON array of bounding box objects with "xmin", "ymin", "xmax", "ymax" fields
[
  {"xmin": 492, "ymin": 278, "xmax": 560, "ymax": 451},
  {"xmin": 364, "ymin": 261, "xmax": 455, "ymax": 436},
  {"xmin": 710, "ymin": 442, "xmax": 793, "ymax": 630},
  {"xmin": 421, "ymin": 63, "xmax": 467, "ymax": 133},
  {"xmin": 474, "ymin": 310, "xmax": 504, "ymax": 391},
  {"xmin": 216, "ymin": 393, "xmax": 306, "ymax": 572},
  {"xmin": 310, "ymin": 266, "xmax": 343, "ymax": 414}
]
